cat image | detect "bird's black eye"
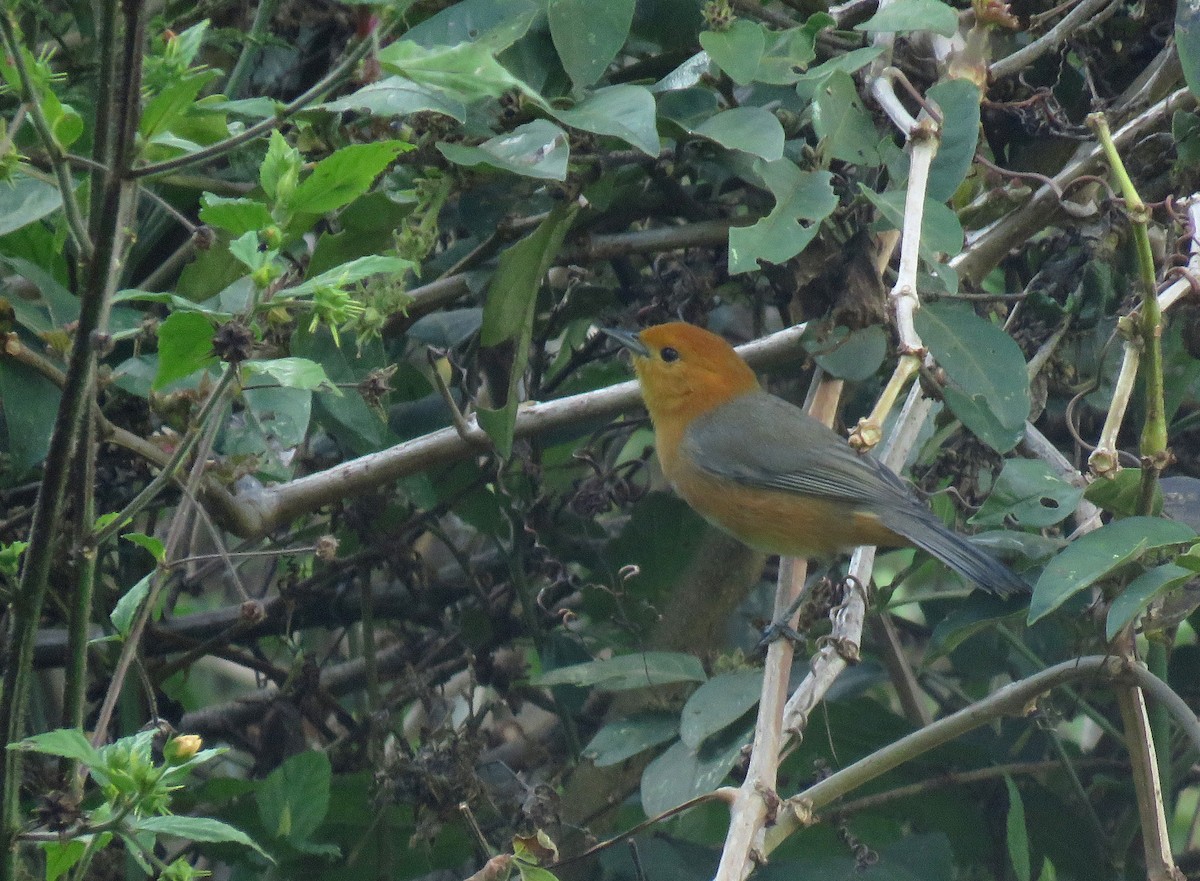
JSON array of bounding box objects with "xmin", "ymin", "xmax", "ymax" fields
[{"xmin": 660, "ymin": 347, "xmax": 680, "ymax": 363}]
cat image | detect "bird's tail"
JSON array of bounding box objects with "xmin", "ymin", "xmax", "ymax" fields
[{"xmin": 888, "ymin": 512, "xmax": 1029, "ymax": 597}]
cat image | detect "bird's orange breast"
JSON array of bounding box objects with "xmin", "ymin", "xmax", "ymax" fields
[{"xmin": 664, "ymin": 454, "xmax": 905, "ymax": 558}]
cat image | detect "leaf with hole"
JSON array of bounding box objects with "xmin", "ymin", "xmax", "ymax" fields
[
  {"xmin": 728, "ymin": 160, "xmax": 836, "ymax": 273},
  {"xmin": 813, "ymin": 71, "xmax": 880, "ymax": 165},
  {"xmin": 971, "ymin": 460, "xmax": 1081, "ymax": 528}
]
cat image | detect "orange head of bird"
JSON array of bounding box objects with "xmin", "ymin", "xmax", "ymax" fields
[{"xmin": 603, "ymin": 322, "xmax": 760, "ymax": 425}]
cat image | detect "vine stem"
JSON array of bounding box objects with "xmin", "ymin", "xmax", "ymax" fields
[{"xmin": 1090, "ymin": 118, "xmax": 1181, "ymax": 871}]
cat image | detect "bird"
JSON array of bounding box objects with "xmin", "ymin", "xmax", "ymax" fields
[{"xmin": 603, "ymin": 321, "xmax": 1028, "ymax": 597}]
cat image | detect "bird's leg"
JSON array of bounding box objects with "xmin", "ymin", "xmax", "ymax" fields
[{"xmin": 756, "ymin": 563, "xmax": 840, "ymax": 651}]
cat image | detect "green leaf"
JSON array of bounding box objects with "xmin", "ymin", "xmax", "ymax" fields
[
  {"xmin": 278, "ymin": 255, "xmax": 414, "ymax": 298},
  {"xmin": 582, "ymin": 713, "xmax": 680, "ymax": 766},
  {"xmin": 693, "ymin": 107, "xmax": 785, "ymax": 160},
  {"xmin": 548, "ymin": 0, "xmax": 636, "ymax": 91},
  {"xmin": 4, "ymin": 255, "xmax": 80, "ymax": 326},
  {"xmin": 154, "ymin": 311, "xmax": 216, "ymax": 389},
  {"xmin": 111, "ymin": 573, "xmax": 153, "ymax": 637},
  {"xmin": 289, "ymin": 141, "xmax": 412, "ymax": 215},
  {"xmin": 134, "ymin": 815, "xmax": 271, "ymax": 860},
  {"xmin": 652, "ymin": 52, "xmax": 716, "ymax": 93},
  {"xmin": 308, "ymin": 191, "xmax": 417, "ymax": 277},
  {"xmin": 318, "ymin": 76, "xmax": 466, "ymax": 122},
  {"xmin": 292, "ymin": 324, "xmax": 398, "ymax": 455},
  {"xmin": 0, "ymin": 173, "xmax": 63, "ymax": 236},
  {"xmin": 915, "ymin": 301, "xmax": 1030, "ymax": 453},
  {"xmin": 198, "ymin": 195, "xmax": 273, "ymax": 236},
  {"xmin": 728, "ymin": 160, "xmax": 836, "ymax": 273},
  {"xmin": 42, "ymin": 92, "xmax": 83, "ymax": 148},
  {"xmin": 809, "ymin": 325, "xmax": 888, "ymax": 381},
  {"xmin": 169, "ymin": 20, "xmax": 210, "ymax": 66},
  {"xmin": 438, "ymin": 119, "xmax": 570, "ymax": 180},
  {"xmin": 0, "ymin": 541, "xmax": 27, "ymax": 578},
  {"xmin": 1106, "ymin": 563, "xmax": 1195, "ymax": 640},
  {"xmin": 699, "ymin": 20, "xmax": 765, "ymax": 85},
  {"xmin": 534, "ymin": 652, "xmax": 707, "ymax": 690},
  {"xmin": 140, "ymin": 69, "xmax": 221, "ymax": 141},
  {"xmin": 515, "ymin": 864, "xmax": 558, "ymax": 881},
  {"xmin": 0, "ymin": 355, "xmax": 62, "ymax": 473},
  {"xmin": 640, "ymin": 721, "xmax": 751, "ymax": 817},
  {"xmin": 926, "ymin": 79, "xmax": 981, "ymax": 202},
  {"xmin": 257, "ymin": 750, "xmax": 332, "ymax": 845},
  {"xmin": 930, "ymin": 592, "xmax": 1026, "ymax": 657},
  {"xmin": 1029, "ymin": 517, "xmax": 1196, "ymax": 623},
  {"xmin": 122, "ymin": 532, "xmax": 165, "ymax": 563},
  {"xmin": 243, "ymin": 357, "xmax": 339, "ymax": 393},
  {"xmin": 795, "ymin": 45, "xmax": 886, "ymax": 92},
  {"xmin": 971, "ymin": 459, "xmax": 1082, "ymax": 528},
  {"xmin": 261, "ymin": 131, "xmax": 301, "ymax": 206},
  {"xmin": 1178, "ymin": 0, "xmax": 1200, "ymax": 99},
  {"xmin": 7, "ymin": 728, "xmax": 100, "ymax": 767},
  {"xmin": 378, "ymin": 40, "xmax": 547, "ymax": 111},
  {"xmin": 476, "ymin": 203, "xmax": 576, "ymax": 455},
  {"xmin": 656, "ymin": 87, "xmax": 720, "ymax": 130},
  {"xmin": 862, "ymin": 188, "xmax": 965, "ymax": 257},
  {"xmin": 42, "ymin": 840, "xmax": 86, "ymax": 881},
  {"xmin": 679, "ymin": 670, "xmax": 763, "ymax": 748},
  {"xmin": 812, "ymin": 71, "xmax": 880, "ymax": 165},
  {"xmin": 551, "ymin": 85, "xmax": 660, "ymax": 156},
  {"xmin": 855, "ymin": 0, "xmax": 960, "ymax": 37},
  {"xmin": 404, "ymin": 0, "xmax": 539, "ymax": 50},
  {"xmin": 753, "ymin": 21, "xmax": 826, "ymax": 84},
  {"xmin": 1085, "ymin": 469, "xmax": 1163, "ymax": 517},
  {"xmin": 228, "ymin": 387, "xmax": 312, "ymax": 471},
  {"xmin": 1005, "ymin": 777, "xmax": 1030, "ymax": 881},
  {"xmin": 112, "ymin": 289, "xmax": 231, "ymax": 318}
]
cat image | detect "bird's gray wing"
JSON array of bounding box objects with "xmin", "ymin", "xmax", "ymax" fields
[{"xmin": 679, "ymin": 392, "xmax": 916, "ymax": 508}]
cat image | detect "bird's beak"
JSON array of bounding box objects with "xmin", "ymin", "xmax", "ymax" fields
[{"xmin": 600, "ymin": 327, "xmax": 650, "ymax": 358}]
